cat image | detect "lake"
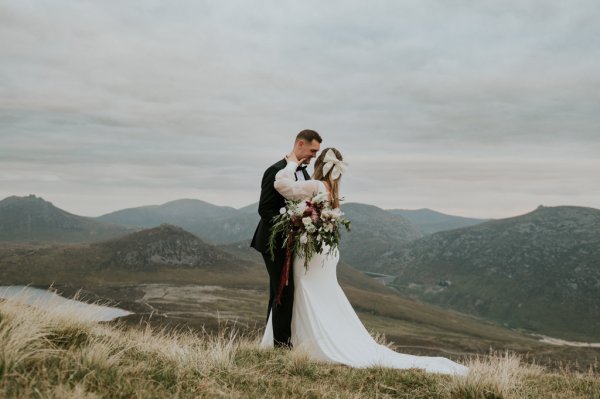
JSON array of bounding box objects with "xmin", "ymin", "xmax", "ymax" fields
[{"xmin": 0, "ymin": 285, "xmax": 133, "ymax": 322}]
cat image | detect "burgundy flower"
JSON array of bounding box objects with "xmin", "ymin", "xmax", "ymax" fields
[{"xmin": 311, "ymin": 210, "xmax": 319, "ymax": 223}]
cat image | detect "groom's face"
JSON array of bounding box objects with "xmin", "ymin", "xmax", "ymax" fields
[{"xmin": 298, "ymin": 139, "xmax": 321, "ymax": 165}]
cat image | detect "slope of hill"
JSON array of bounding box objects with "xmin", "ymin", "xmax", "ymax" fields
[
  {"xmin": 96, "ymin": 199, "xmax": 257, "ymax": 244},
  {"xmin": 96, "ymin": 198, "xmax": 236, "ymax": 227},
  {"xmin": 96, "ymin": 200, "xmax": 424, "ymax": 270},
  {"xmin": 1, "ymin": 226, "xmax": 598, "ymax": 367},
  {"xmin": 338, "ymin": 203, "xmax": 422, "ymax": 271},
  {"xmin": 96, "ymin": 224, "xmax": 245, "ymax": 271},
  {"xmin": 3, "ymin": 299, "xmax": 598, "ymax": 399},
  {"xmin": 380, "ymin": 205, "xmax": 600, "ymax": 341},
  {"xmin": 0, "ymin": 195, "xmax": 135, "ymax": 243},
  {"xmin": 237, "ymin": 202, "xmax": 259, "ymax": 214},
  {"xmin": 388, "ymin": 208, "xmax": 488, "ymax": 234},
  {"xmin": 0, "ymin": 224, "xmax": 253, "ymax": 286}
]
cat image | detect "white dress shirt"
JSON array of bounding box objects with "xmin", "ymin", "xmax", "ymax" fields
[
  {"xmin": 274, "ymin": 161, "xmax": 323, "ymax": 201},
  {"xmin": 295, "ymin": 169, "xmax": 307, "ymax": 181}
]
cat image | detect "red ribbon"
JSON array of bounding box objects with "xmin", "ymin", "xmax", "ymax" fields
[{"xmin": 275, "ymin": 228, "xmax": 294, "ymax": 306}]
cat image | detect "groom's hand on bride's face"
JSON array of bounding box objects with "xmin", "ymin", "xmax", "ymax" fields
[{"xmin": 286, "ymin": 153, "xmax": 306, "ymax": 165}]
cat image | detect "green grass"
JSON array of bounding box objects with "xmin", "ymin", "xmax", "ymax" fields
[{"xmin": 1, "ymin": 297, "xmax": 598, "ymax": 398}]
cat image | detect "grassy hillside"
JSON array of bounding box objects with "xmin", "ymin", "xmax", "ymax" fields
[
  {"xmin": 2, "ymin": 229, "xmax": 599, "ymax": 370},
  {"xmin": 338, "ymin": 203, "xmax": 422, "ymax": 272},
  {"xmin": 0, "ymin": 297, "xmax": 597, "ymax": 398},
  {"xmin": 380, "ymin": 205, "xmax": 600, "ymax": 342}
]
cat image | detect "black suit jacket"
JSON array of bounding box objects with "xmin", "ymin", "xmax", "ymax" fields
[{"xmin": 250, "ymin": 159, "xmax": 310, "ymax": 254}]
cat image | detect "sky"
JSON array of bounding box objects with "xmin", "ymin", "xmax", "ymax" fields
[{"xmin": 1, "ymin": 0, "xmax": 599, "ymax": 219}]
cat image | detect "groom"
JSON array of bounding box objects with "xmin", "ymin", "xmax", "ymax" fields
[{"xmin": 251, "ymin": 129, "xmax": 322, "ymax": 348}]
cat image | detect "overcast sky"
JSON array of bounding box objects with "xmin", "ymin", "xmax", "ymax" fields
[{"xmin": 1, "ymin": 0, "xmax": 599, "ymax": 219}]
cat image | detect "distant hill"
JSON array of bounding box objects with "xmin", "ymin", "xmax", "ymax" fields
[
  {"xmin": 339, "ymin": 203, "xmax": 422, "ymax": 271},
  {"xmin": 388, "ymin": 208, "xmax": 487, "ymax": 235},
  {"xmin": 98, "ymin": 198, "xmax": 237, "ymax": 225},
  {"xmin": 380, "ymin": 205, "xmax": 600, "ymax": 341},
  {"xmin": 0, "ymin": 224, "xmax": 254, "ymax": 287},
  {"xmin": 237, "ymin": 202, "xmax": 259, "ymax": 215},
  {"xmin": 96, "ymin": 199, "xmax": 258, "ymax": 245},
  {"xmin": 96, "ymin": 224, "xmax": 245, "ymax": 271},
  {"xmin": 96, "ymin": 200, "xmax": 424, "ymax": 272},
  {"xmin": 0, "ymin": 195, "xmax": 135, "ymax": 243},
  {"xmin": 1, "ymin": 195, "xmax": 425, "ymax": 271}
]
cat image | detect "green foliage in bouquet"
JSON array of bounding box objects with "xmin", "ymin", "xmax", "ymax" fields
[{"xmin": 268, "ymin": 192, "xmax": 351, "ymax": 270}]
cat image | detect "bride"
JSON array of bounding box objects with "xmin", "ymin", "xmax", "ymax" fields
[{"xmin": 260, "ymin": 148, "xmax": 468, "ymax": 376}]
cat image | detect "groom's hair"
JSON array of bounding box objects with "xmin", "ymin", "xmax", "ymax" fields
[{"xmin": 296, "ymin": 129, "xmax": 322, "ymax": 143}]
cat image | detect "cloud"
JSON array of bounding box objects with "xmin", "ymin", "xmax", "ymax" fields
[{"xmin": 1, "ymin": 0, "xmax": 599, "ymax": 217}]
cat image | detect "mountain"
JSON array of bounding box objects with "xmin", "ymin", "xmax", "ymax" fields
[
  {"xmin": 237, "ymin": 202, "xmax": 259, "ymax": 214},
  {"xmin": 388, "ymin": 208, "xmax": 487, "ymax": 235},
  {"xmin": 96, "ymin": 198, "xmax": 237, "ymax": 229},
  {"xmin": 96, "ymin": 224, "xmax": 246, "ymax": 271},
  {"xmin": 96, "ymin": 200, "xmax": 424, "ymax": 272},
  {"xmin": 379, "ymin": 205, "xmax": 600, "ymax": 341},
  {"xmin": 96, "ymin": 199, "xmax": 258, "ymax": 245},
  {"xmin": 0, "ymin": 224, "xmax": 254, "ymax": 287},
  {"xmin": 1, "ymin": 195, "xmax": 424, "ymax": 272},
  {"xmin": 0, "ymin": 195, "xmax": 135, "ymax": 243},
  {"xmin": 338, "ymin": 203, "xmax": 422, "ymax": 271}
]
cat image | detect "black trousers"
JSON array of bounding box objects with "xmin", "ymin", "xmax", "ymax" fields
[{"xmin": 262, "ymin": 249, "xmax": 294, "ymax": 348}]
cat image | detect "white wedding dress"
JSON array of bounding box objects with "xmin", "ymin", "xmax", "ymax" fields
[{"xmin": 260, "ymin": 180, "xmax": 468, "ymax": 376}]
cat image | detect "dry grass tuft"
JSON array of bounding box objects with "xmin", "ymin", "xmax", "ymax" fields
[
  {"xmin": 369, "ymin": 328, "xmax": 396, "ymax": 349},
  {"xmin": 449, "ymin": 349, "xmax": 544, "ymax": 399},
  {"xmin": 0, "ymin": 292, "xmax": 598, "ymax": 398}
]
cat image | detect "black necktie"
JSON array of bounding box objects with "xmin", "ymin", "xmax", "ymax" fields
[{"xmin": 296, "ymin": 165, "xmax": 307, "ymax": 172}]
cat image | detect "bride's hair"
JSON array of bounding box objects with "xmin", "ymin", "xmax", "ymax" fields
[{"xmin": 313, "ymin": 147, "xmax": 343, "ymax": 208}]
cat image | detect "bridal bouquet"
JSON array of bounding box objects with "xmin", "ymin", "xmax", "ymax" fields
[{"xmin": 268, "ymin": 192, "xmax": 351, "ymax": 304}]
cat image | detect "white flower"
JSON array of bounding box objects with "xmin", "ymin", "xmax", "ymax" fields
[
  {"xmin": 300, "ymin": 233, "xmax": 308, "ymax": 244},
  {"xmin": 302, "ymin": 217, "xmax": 313, "ymax": 227},
  {"xmin": 313, "ymin": 192, "xmax": 329, "ymax": 203},
  {"xmin": 329, "ymin": 208, "xmax": 342, "ymax": 219},
  {"xmin": 296, "ymin": 202, "xmax": 308, "ymax": 215},
  {"xmin": 280, "ymin": 207, "xmax": 286, "ymax": 214}
]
